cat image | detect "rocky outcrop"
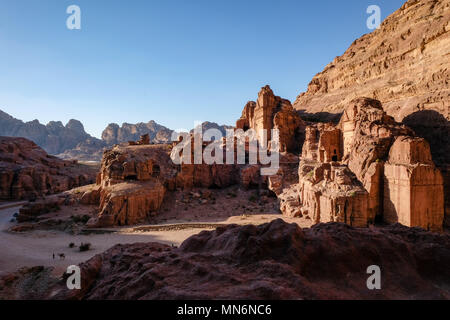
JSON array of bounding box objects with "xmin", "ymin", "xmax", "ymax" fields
[
  {"xmin": 88, "ymin": 144, "xmax": 178, "ymax": 227},
  {"xmin": 292, "ymin": 0, "xmax": 450, "ymax": 226},
  {"xmin": 384, "ymin": 136, "xmax": 444, "ymax": 231},
  {"xmin": 236, "ymin": 85, "xmax": 306, "ymax": 153},
  {"xmin": 283, "ymin": 162, "xmax": 369, "ymax": 227},
  {"xmin": 190, "ymin": 121, "xmax": 234, "ymax": 139},
  {"xmin": 339, "ymin": 98, "xmax": 414, "ymax": 222},
  {"xmin": 0, "ymin": 109, "xmax": 179, "ymax": 161},
  {"xmin": 0, "ymin": 137, "xmax": 96, "ymax": 200},
  {"xmin": 275, "ymin": 98, "xmax": 445, "ymax": 230},
  {"xmin": 101, "ymin": 121, "xmax": 173, "ymax": 146},
  {"xmin": 95, "ymin": 181, "xmax": 165, "ymax": 227},
  {"xmin": 56, "ymin": 137, "xmax": 106, "ymax": 162},
  {"xmin": 16, "ymin": 195, "xmax": 65, "ymax": 222},
  {"xmin": 293, "ymin": 0, "xmax": 449, "ymax": 125},
  {"xmin": 15, "ymin": 219, "xmax": 448, "ymax": 300}
]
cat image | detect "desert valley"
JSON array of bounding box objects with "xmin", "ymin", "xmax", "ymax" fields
[{"xmin": 0, "ymin": 0, "xmax": 449, "ymax": 301}]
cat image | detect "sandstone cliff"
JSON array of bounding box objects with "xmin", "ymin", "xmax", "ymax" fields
[
  {"xmin": 0, "ymin": 137, "xmax": 97, "ymax": 200},
  {"xmin": 274, "ymin": 98, "xmax": 445, "ymax": 231},
  {"xmin": 293, "ymin": 0, "xmax": 449, "ymax": 127},
  {"xmin": 236, "ymin": 85, "xmax": 306, "ymax": 153},
  {"xmin": 293, "ymin": 0, "xmax": 449, "ymax": 227}
]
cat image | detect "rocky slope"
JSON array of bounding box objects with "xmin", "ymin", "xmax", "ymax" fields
[
  {"xmin": 2, "ymin": 219, "xmax": 448, "ymax": 300},
  {"xmin": 294, "ymin": 0, "xmax": 449, "ymax": 126},
  {"xmin": 0, "ymin": 137, "xmax": 97, "ymax": 200}
]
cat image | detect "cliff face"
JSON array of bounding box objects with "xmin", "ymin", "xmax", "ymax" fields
[
  {"xmin": 0, "ymin": 137, "xmax": 97, "ymax": 200},
  {"xmin": 293, "ymin": 0, "xmax": 449, "ymax": 226},
  {"xmin": 294, "ymin": 0, "xmax": 449, "ymax": 126},
  {"xmin": 273, "ymin": 98, "xmax": 445, "ymax": 231}
]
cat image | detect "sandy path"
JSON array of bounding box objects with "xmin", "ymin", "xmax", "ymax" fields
[
  {"xmin": 0, "ymin": 202, "xmax": 309, "ymax": 277},
  {"xmin": 0, "ymin": 206, "xmax": 205, "ymax": 276}
]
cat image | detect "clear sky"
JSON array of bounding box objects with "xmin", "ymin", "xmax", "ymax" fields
[{"xmin": 0, "ymin": 0, "xmax": 406, "ymax": 138}]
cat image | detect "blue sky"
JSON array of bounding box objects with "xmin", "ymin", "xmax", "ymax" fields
[{"xmin": 0, "ymin": 0, "xmax": 405, "ymax": 138}]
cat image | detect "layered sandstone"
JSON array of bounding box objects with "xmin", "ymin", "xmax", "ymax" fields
[
  {"xmin": 339, "ymin": 98, "xmax": 414, "ymax": 221},
  {"xmin": 292, "ymin": 0, "xmax": 450, "ymax": 225},
  {"xmin": 0, "ymin": 137, "xmax": 96, "ymax": 200},
  {"xmin": 236, "ymin": 85, "xmax": 305, "ymax": 153},
  {"xmin": 96, "ymin": 181, "xmax": 165, "ymax": 226},
  {"xmin": 276, "ymin": 98, "xmax": 445, "ymax": 230},
  {"xmin": 276, "ymin": 122, "xmax": 369, "ymax": 227},
  {"xmin": 293, "ymin": 0, "xmax": 449, "ymax": 125},
  {"xmin": 88, "ymin": 143, "xmax": 178, "ymax": 227},
  {"xmin": 384, "ymin": 136, "xmax": 444, "ymax": 231},
  {"xmin": 15, "ymin": 219, "xmax": 449, "ymax": 300}
]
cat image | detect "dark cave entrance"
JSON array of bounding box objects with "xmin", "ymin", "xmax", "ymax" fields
[
  {"xmin": 332, "ymin": 149, "xmax": 338, "ymax": 162},
  {"xmin": 152, "ymin": 164, "xmax": 161, "ymax": 178}
]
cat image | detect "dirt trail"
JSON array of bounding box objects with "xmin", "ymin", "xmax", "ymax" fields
[
  {"xmin": 0, "ymin": 205, "xmax": 299, "ymax": 276},
  {"xmin": 0, "ymin": 206, "xmax": 204, "ymax": 276}
]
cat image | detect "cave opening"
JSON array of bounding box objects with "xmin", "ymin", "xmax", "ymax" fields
[{"xmin": 152, "ymin": 164, "xmax": 161, "ymax": 178}]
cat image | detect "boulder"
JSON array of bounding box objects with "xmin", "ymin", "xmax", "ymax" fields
[{"xmin": 89, "ymin": 181, "xmax": 165, "ymax": 227}]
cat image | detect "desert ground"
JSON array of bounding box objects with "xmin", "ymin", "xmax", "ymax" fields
[{"xmin": 0, "ymin": 187, "xmax": 311, "ymax": 277}]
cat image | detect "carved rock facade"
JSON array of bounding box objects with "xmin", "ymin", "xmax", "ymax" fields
[
  {"xmin": 236, "ymin": 85, "xmax": 306, "ymax": 153},
  {"xmin": 276, "ymin": 98, "xmax": 445, "ymax": 231}
]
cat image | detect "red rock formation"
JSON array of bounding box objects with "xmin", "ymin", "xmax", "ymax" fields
[
  {"xmin": 17, "ymin": 196, "xmax": 66, "ymax": 222},
  {"xmin": 302, "ymin": 123, "xmax": 342, "ymax": 163},
  {"xmin": 338, "ymin": 98, "xmax": 414, "ymax": 222},
  {"xmin": 293, "ymin": 0, "xmax": 449, "ymax": 125},
  {"xmin": 236, "ymin": 85, "xmax": 305, "ymax": 153},
  {"xmin": 292, "ymin": 0, "xmax": 450, "ymax": 227},
  {"xmin": 27, "ymin": 219, "xmax": 449, "ymax": 300},
  {"xmin": 0, "ymin": 137, "xmax": 96, "ymax": 200},
  {"xmin": 275, "ymin": 98, "xmax": 445, "ymax": 230},
  {"xmin": 88, "ymin": 144, "xmax": 178, "ymax": 227},
  {"xmin": 96, "ymin": 181, "xmax": 165, "ymax": 226},
  {"xmin": 384, "ymin": 136, "xmax": 444, "ymax": 231},
  {"xmin": 279, "ymin": 161, "xmax": 369, "ymax": 227}
]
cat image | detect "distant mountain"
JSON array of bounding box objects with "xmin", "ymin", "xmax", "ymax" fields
[
  {"xmin": 0, "ymin": 110, "xmax": 98, "ymax": 155},
  {"xmin": 0, "ymin": 110, "xmax": 234, "ymax": 161},
  {"xmin": 101, "ymin": 121, "xmax": 174, "ymax": 146},
  {"xmin": 190, "ymin": 121, "xmax": 234, "ymax": 139}
]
